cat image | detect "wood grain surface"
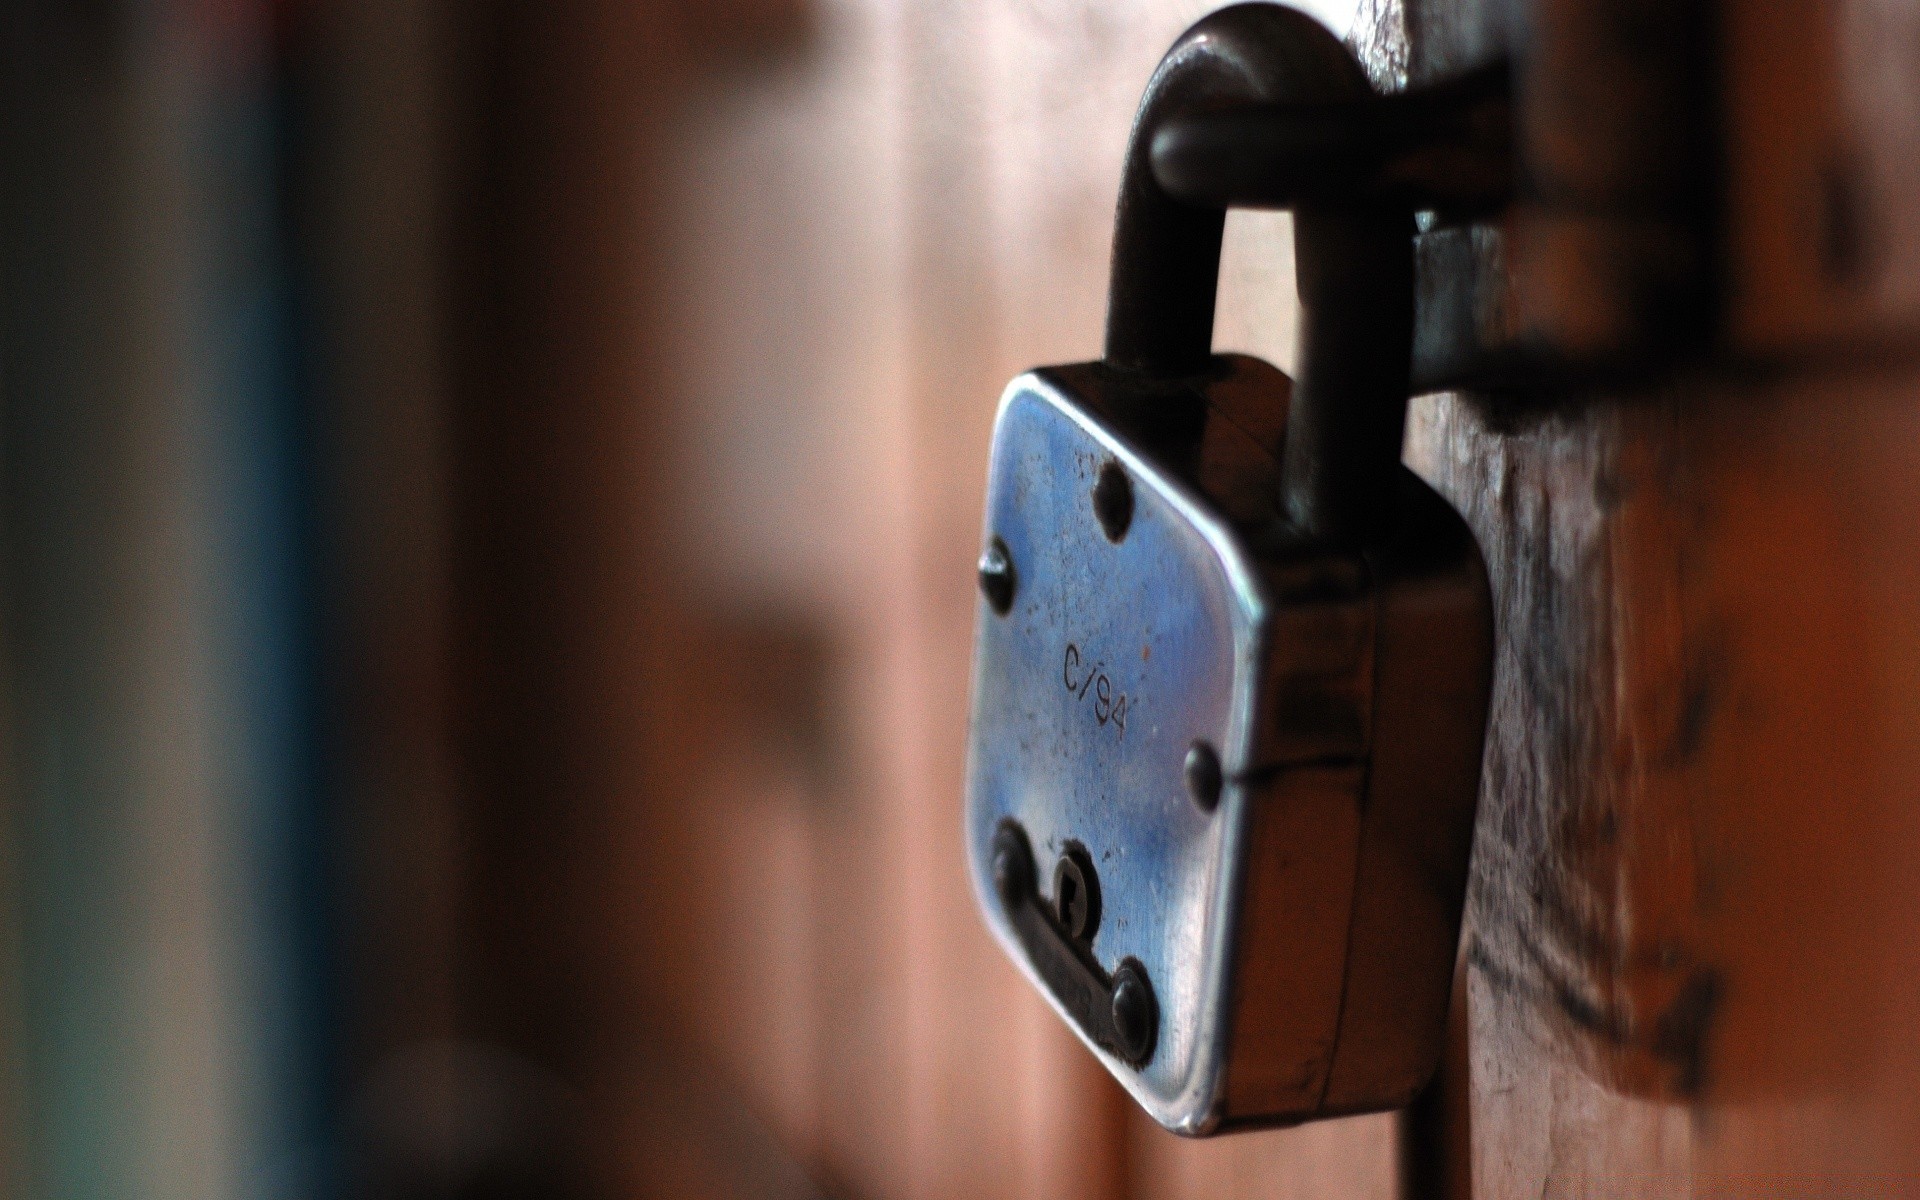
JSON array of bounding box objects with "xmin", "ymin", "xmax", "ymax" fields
[{"xmin": 1393, "ymin": 0, "xmax": 1920, "ymax": 1194}]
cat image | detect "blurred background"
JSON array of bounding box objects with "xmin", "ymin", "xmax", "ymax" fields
[{"xmin": 0, "ymin": 1, "xmax": 1393, "ymax": 1197}]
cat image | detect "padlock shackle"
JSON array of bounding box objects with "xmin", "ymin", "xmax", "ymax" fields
[{"xmin": 1104, "ymin": 3, "xmax": 1413, "ymax": 541}]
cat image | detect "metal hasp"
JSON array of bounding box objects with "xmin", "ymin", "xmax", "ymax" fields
[
  {"xmin": 963, "ymin": 3, "xmax": 1494, "ymax": 1135},
  {"xmin": 1147, "ymin": 0, "xmax": 1715, "ymax": 394},
  {"xmin": 1148, "ymin": 0, "xmax": 1718, "ymax": 397},
  {"xmin": 1149, "ymin": 59, "xmax": 1513, "ymax": 223}
]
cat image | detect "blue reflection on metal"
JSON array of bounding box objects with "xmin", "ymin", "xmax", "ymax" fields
[{"xmin": 964, "ymin": 371, "xmax": 1267, "ymax": 1133}]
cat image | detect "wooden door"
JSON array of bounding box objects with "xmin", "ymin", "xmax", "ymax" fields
[{"xmin": 1399, "ymin": 0, "xmax": 1920, "ymax": 1195}]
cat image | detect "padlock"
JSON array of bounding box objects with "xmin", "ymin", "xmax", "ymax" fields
[{"xmin": 964, "ymin": 3, "xmax": 1494, "ymax": 1135}]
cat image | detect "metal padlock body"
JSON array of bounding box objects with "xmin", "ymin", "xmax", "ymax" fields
[
  {"xmin": 966, "ymin": 356, "xmax": 1489, "ymax": 1133},
  {"xmin": 962, "ymin": 4, "xmax": 1494, "ymax": 1135}
]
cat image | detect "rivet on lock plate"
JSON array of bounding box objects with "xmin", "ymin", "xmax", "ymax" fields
[{"xmin": 964, "ymin": 3, "xmax": 1494, "ymax": 1135}]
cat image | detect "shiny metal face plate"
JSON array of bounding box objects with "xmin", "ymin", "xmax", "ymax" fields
[{"xmin": 964, "ymin": 372, "xmax": 1267, "ymax": 1132}]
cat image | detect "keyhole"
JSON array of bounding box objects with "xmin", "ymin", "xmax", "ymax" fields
[{"xmin": 1053, "ymin": 844, "xmax": 1100, "ymax": 942}]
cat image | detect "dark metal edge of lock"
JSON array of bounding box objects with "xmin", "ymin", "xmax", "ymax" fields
[{"xmin": 992, "ymin": 820, "xmax": 1158, "ymax": 1067}]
